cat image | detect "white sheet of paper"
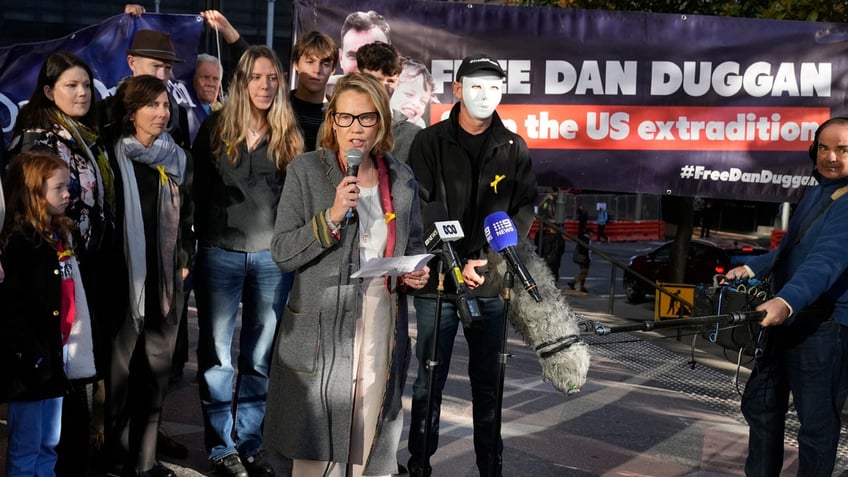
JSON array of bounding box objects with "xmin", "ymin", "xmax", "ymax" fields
[{"xmin": 350, "ymin": 253, "xmax": 434, "ymax": 278}]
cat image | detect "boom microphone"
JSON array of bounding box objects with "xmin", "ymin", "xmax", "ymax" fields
[
  {"xmin": 488, "ymin": 236, "xmax": 590, "ymax": 395},
  {"xmin": 484, "ymin": 211, "xmax": 542, "ymax": 302},
  {"xmin": 344, "ymin": 148, "xmax": 362, "ymax": 176},
  {"xmin": 422, "ymin": 202, "xmax": 482, "ymax": 327}
]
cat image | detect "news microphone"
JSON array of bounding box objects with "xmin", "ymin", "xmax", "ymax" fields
[
  {"xmin": 484, "ymin": 211, "xmax": 542, "ymax": 302},
  {"xmin": 422, "ymin": 202, "xmax": 482, "ymax": 327},
  {"xmin": 344, "ymin": 148, "xmax": 362, "ymax": 176}
]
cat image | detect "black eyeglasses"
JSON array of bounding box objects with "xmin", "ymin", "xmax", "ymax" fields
[{"xmin": 332, "ymin": 112, "xmax": 379, "ymax": 127}]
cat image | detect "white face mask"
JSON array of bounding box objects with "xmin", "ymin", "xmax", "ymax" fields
[{"xmin": 461, "ymin": 74, "xmax": 503, "ymax": 120}]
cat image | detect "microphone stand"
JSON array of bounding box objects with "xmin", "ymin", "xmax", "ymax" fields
[
  {"xmin": 587, "ymin": 310, "xmax": 766, "ymax": 335},
  {"xmin": 418, "ymin": 261, "xmax": 445, "ymax": 477},
  {"xmin": 489, "ymin": 271, "xmax": 514, "ymax": 477}
]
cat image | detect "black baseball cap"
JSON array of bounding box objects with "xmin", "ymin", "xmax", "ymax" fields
[{"xmin": 455, "ymin": 53, "xmax": 505, "ymax": 81}]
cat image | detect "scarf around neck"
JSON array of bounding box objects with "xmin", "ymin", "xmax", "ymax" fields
[
  {"xmin": 54, "ymin": 111, "xmax": 115, "ymax": 216},
  {"xmin": 115, "ymin": 133, "xmax": 185, "ymax": 332}
]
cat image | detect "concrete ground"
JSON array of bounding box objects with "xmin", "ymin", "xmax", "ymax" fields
[{"xmin": 2, "ymin": 232, "xmax": 847, "ymax": 476}]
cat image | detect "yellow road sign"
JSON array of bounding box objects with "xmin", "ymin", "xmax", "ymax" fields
[{"xmin": 654, "ymin": 282, "xmax": 695, "ymax": 321}]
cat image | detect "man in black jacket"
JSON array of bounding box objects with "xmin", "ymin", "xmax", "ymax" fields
[{"xmin": 406, "ymin": 53, "xmax": 537, "ymax": 477}]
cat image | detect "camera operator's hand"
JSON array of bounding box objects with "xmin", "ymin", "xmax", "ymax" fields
[
  {"xmin": 723, "ymin": 265, "xmax": 751, "ymax": 283},
  {"xmin": 757, "ymin": 297, "xmax": 792, "ymax": 327}
]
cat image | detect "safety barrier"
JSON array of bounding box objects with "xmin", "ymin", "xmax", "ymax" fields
[{"xmin": 531, "ymin": 220, "xmax": 666, "ymax": 242}]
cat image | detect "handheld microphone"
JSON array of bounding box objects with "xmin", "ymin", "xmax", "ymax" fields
[
  {"xmin": 422, "ymin": 202, "xmax": 482, "ymax": 327},
  {"xmin": 344, "ymin": 149, "xmax": 363, "ymax": 219},
  {"xmin": 484, "ymin": 211, "xmax": 542, "ymax": 302},
  {"xmin": 345, "ymin": 148, "xmax": 362, "ymax": 176}
]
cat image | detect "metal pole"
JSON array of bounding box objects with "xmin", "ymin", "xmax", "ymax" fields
[
  {"xmin": 266, "ymin": 0, "xmax": 275, "ymax": 47},
  {"xmin": 607, "ymin": 266, "xmax": 616, "ymax": 315},
  {"xmin": 780, "ymin": 201, "xmax": 790, "ymax": 230},
  {"xmin": 489, "ymin": 271, "xmax": 513, "ymax": 477},
  {"xmin": 154, "ymin": 0, "xmax": 160, "ymax": 13},
  {"xmin": 417, "ymin": 261, "xmax": 446, "ymax": 477}
]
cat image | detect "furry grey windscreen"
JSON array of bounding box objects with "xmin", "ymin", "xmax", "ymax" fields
[{"xmin": 490, "ymin": 237, "xmax": 591, "ymax": 394}]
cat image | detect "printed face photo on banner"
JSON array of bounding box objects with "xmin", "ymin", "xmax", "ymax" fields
[
  {"xmin": 389, "ymin": 58, "xmax": 435, "ymax": 128},
  {"xmin": 338, "ymin": 10, "xmax": 390, "ymax": 75},
  {"xmin": 300, "ymin": 0, "xmax": 848, "ymax": 203},
  {"xmin": 332, "ymin": 10, "xmax": 437, "ymax": 128}
]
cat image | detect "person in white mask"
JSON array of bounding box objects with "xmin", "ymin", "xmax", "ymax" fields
[{"xmin": 405, "ymin": 53, "xmax": 538, "ymax": 477}]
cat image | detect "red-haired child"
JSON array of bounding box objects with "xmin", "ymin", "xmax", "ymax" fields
[{"xmin": 0, "ymin": 150, "xmax": 95, "ymax": 477}]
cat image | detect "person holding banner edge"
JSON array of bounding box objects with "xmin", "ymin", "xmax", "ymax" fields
[{"xmin": 406, "ymin": 53, "xmax": 537, "ymax": 477}]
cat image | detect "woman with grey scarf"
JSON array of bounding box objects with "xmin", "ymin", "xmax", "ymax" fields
[{"xmin": 105, "ymin": 74, "xmax": 193, "ymax": 477}]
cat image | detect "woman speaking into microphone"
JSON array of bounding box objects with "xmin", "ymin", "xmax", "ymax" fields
[{"xmin": 265, "ymin": 73, "xmax": 428, "ymax": 477}]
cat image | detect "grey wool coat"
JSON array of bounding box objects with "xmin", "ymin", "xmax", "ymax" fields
[{"xmin": 265, "ymin": 148, "xmax": 425, "ymax": 475}]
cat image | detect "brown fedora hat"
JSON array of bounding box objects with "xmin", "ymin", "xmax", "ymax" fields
[{"xmin": 126, "ymin": 29, "xmax": 184, "ymax": 63}]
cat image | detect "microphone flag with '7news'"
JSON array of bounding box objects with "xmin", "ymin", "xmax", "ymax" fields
[
  {"xmin": 422, "ymin": 202, "xmax": 482, "ymax": 327},
  {"xmin": 484, "ymin": 211, "xmax": 542, "ymax": 302}
]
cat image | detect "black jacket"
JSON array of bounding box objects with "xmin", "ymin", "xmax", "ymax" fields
[
  {"xmin": 0, "ymin": 231, "xmax": 73, "ymax": 402},
  {"xmin": 409, "ymin": 103, "xmax": 537, "ymax": 296}
]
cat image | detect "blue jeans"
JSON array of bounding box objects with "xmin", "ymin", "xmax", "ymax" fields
[
  {"xmin": 408, "ymin": 296, "xmax": 505, "ymax": 477},
  {"xmin": 6, "ymin": 397, "xmax": 63, "ymax": 477},
  {"xmin": 195, "ymin": 246, "xmax": 293, "ymax": 461},
  {"xmin": 742, "ymin": 319, "xmax": 848, "ymax": 477}
]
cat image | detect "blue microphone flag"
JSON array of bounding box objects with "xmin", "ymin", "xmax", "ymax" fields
[{"xmin": 484, "ymin": 211, "xmax": 518, "ymax": 251}]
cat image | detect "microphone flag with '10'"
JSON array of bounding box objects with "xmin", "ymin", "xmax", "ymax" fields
[
  {"xmin": 422, "ymin": 202, "xmax": 482, "ymax": 327},
  {"xmin": 484, "ymin": 211, "xmax": 542, "ymax": 302}
]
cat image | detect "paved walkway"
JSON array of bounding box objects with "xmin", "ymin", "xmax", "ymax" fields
[{"xmin": 3, "ymin": 236, "xmax": 847, "ymax": 476}]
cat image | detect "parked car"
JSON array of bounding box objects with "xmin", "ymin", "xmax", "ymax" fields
[{"xmin": 623, "ymin": 238, "xmax": 769, "ymax": 303}]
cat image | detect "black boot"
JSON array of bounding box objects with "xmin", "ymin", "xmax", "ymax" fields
[{"xmin": 407, "ymin": 457, "xmax": 432, "ymax": 477}]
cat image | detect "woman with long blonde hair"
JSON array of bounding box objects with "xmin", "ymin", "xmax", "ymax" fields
[{"xmin": 192, "ymin": 45, "xmax": 303, "ymax": 477}]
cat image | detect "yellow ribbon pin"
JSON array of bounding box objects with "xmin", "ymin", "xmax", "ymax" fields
[
  {"xmin": 156, "ymin": 165, "xmax": 168, "ymax": 186},
  {"xmin": 490, "ymin": 174, "xmax": 506, "ymax": 194},
  {"xmin": 384, "ymin": 212, "xmax": 396, "ymax": 223}
]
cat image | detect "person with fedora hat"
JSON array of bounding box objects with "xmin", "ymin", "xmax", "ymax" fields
[
  {"xmin": 405, "ymin": 53, "xmax": 537, "ymax": 477},
  {"xmin": 99, "ymin": 29, "xmax": 191, "ymax": 150}
]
